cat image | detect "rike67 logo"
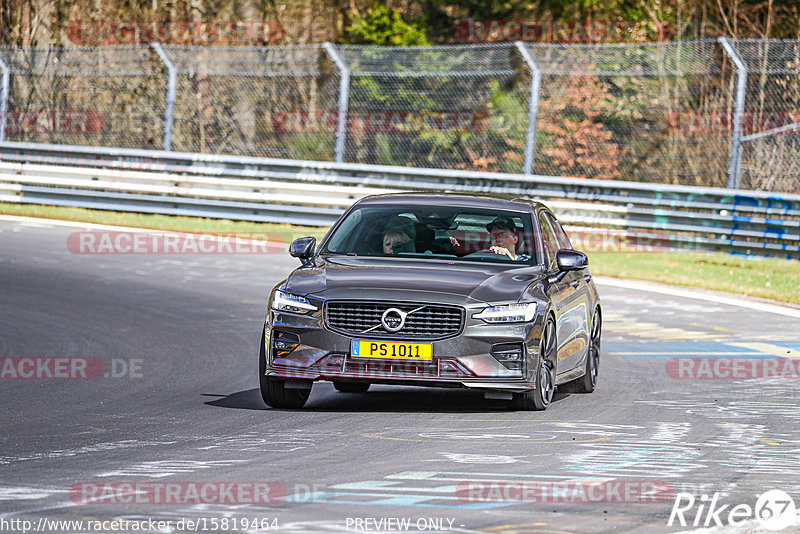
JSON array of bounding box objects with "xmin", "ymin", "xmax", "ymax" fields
[{"xmin": 668, "ymin": 490, "xmax": 797, "ymax": 530}]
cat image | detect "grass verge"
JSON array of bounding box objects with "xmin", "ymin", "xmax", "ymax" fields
[
  {"xmin": 0, "ymin": 202, "xmax": 328, "ymax": 241},
  {"xmin": 2, "ymin": 202, "xmax": 798, "ymax": 306},
  {"xmin": 590, "ymin": 252, "xmax": 800, "ymax": 305}
]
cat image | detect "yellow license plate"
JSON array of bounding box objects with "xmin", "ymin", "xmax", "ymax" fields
[{"xmin": 351, "ymin": 340, "xmax": 433, "ymax": 361}]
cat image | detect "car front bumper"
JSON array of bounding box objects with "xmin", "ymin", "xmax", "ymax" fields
[{"xmin": 263, "ymin": 304, "xmax": 546, "ymax": 393}]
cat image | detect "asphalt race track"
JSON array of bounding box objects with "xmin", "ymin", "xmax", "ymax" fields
[{"xmin": 1, "ymin": 217, "xmax": 799, "ymax": 534}]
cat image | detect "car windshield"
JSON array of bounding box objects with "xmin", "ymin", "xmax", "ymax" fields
[{"xmin": 322, "ymin": 205, "xmax": 539, "ymax": 264}]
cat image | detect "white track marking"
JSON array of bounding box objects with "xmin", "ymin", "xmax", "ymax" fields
[{"xmin": 595, "ymin": 276, "xmax": 800, "ymax": 319}]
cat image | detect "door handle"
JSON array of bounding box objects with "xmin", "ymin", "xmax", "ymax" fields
[{"xmin": 569, "ymin": 280, "xmax": 580, "ymax": 288}]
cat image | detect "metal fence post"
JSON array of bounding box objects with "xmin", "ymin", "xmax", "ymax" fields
[
  {"xmin": 323, "ymin": 42, "xmax": 350, "ymax": 163},
  {"xmin": 0, "ymin": 53, "xmax": 10, "ymax": 143},
  {"xmin": 718, "ymin": 37, "xmax": 748, "ymax": 189},
  {"xmin": 515, "ymin": 42, "xmax": 542, "ymax": 177},
  {"xmin": 151, "ymin": 43, "xmax": 177, "ymax": 151}
]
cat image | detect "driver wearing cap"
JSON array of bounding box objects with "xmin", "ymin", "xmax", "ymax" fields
[{"xmin": 486, "ymin": 216, "xmax": 530, "ymax": 261}]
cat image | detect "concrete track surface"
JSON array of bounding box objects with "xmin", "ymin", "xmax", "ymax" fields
[{"xmin": 1, "ymin": 218, "xmax": 799, "ymax": 534}]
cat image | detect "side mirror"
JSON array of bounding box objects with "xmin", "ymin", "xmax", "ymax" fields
[
  {"xmin": 556, "ymin": 249, "xmax": 588, "ymax": 271},
  {"xmin": 290, "ymin": 237, "xmax": 316, "ymax": 263}
]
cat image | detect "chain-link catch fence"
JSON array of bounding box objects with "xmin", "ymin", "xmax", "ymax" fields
[{"xmin": 0, "ymin": 41, "xmax": 796, "ymax": 192}]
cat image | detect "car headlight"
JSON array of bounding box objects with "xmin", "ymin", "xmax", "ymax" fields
[
  {"xmin": 271, "ymin": 290, "xmax": 318, "ymax": 314},
  {"xmin": 474, "ymin": 302, "xmax": 537, "ymax": 323}
]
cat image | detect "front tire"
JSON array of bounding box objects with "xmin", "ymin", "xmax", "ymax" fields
[
  {"xmin": 511, "ymin": 317, "xmax": 556, "ymax": 411},
  {"xmin": 333, "ymin": 381, "xmax": 370, "ymax": 393},
  {"xmin": 259, "ymin": 327, "xmax": 311, "ymax": 409}
]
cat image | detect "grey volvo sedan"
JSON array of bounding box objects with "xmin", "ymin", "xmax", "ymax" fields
[{"xmin": 259, "ymin": 194, "xmax": 601, "ymax": 410}]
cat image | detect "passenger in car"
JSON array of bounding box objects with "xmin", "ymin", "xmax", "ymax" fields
[
  {"xmin": 383, "ymin": 230, "xmax": 412, "ymax": 254},
  {"xmin": 381, "ymin": 215, "xmax": 416, "ymax": 254}
]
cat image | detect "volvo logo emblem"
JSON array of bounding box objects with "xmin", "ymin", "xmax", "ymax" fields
[
  {"xmin": 381, "ymin": 308, "xmax": 407, "ymax": 332},
  {"xmin": 359, "ymin": 305, "xmax": 426, "ymax": 335}
]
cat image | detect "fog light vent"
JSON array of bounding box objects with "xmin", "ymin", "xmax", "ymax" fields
[
  {"xmin": 491, "ymin": 343, "xmax": 524, "ymax": 371},
  {"xmin": 272, "ymin": 331, "xmax": 300, "ymax": 359},
  {"xmin": 438, "ymin": 359, "xmax": 472, "ymax": 377},
  {"xmin": 320, "ymin": 353, "xmax": 346, "ymax": 372}
]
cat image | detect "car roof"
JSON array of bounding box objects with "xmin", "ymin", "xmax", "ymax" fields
[{"xmin": 354, "ymin": 192, "xmax": 548, "ymax": 212}]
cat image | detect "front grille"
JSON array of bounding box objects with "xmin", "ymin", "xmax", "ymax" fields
[{"xmin": 325, "ymin": 301, "xmax": 464, "ymax": 340}]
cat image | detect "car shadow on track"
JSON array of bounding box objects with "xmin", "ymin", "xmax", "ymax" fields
[
  {"xmin": 202, "ymin": 390, "xmax": 266, "ymax": 410},
  {"xmin": 202, "ymin": 386, "xmax": 573, "ymax": 413}
]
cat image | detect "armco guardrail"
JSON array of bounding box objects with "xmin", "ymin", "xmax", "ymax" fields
[{"xmin": 0, "ymin": 141, "xmax": 798, "ymax": 258}]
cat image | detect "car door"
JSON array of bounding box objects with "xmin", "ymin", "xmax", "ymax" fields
[{"xmin": 539, "ymin": 211, "xmax": 588, "ymax": 377}]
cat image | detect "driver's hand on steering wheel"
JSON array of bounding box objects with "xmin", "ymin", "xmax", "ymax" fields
[{"xmin": 489, "ymin": 245, "xmax": 512, "ymax": 258}]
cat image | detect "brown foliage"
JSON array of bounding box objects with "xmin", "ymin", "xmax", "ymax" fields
[{"xmin": 538, "ymin": 74, "xmax": 622, "ymax": 179}]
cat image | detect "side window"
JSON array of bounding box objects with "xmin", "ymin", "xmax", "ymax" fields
[
  {"xmin": 547, "ymin": 213, "xmax": 573, "ymax": 250},
  {"xmin": 538, "ymin": 213, "xmax": 559, "ymax": 269}
]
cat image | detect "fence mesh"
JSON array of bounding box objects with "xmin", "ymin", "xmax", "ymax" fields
[
  {"xmin": 165, "ymin": 45, "xmax": 339, "ymax": 159},
  {"xmin": 338, "ymin": 44, "xmax": 529, "ymax": 172},
  {"xmin": 0, "ymin": 46, "xmax": 165, "ymax": 149},
  {"xmin": 0, "ymin": 41, "xmax": 798, "ymax": 191},
  {"xmin": 529, "ymin": 40, "xmax": 730, "ymax": 186},
  {"xmin": 733, "ymin": 40, "xmax": 800, "ymax": 193}
]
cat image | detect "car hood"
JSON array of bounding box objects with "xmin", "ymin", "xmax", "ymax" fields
[{"xmin": 283, "ymin": 256, "xmax": 544, "ymax": 305}]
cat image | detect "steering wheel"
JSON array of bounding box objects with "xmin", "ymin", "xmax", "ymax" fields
[{"xmin": 462, "ymin": 251, "xmax": 508, "ymax": 260}]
